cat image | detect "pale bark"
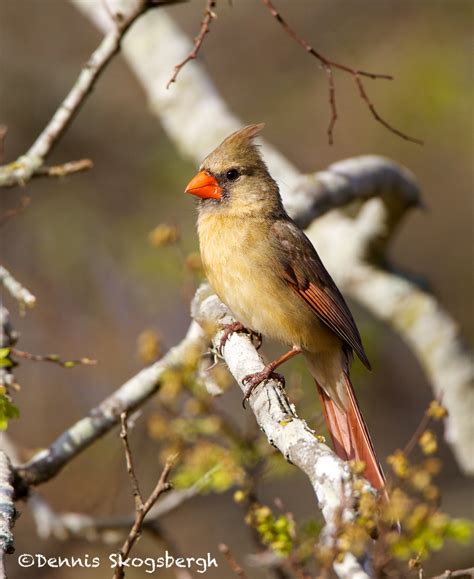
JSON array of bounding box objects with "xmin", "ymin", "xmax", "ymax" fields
[{"xmin": 192, "ymin": 285, "xmax": 370, "ymax": 579}]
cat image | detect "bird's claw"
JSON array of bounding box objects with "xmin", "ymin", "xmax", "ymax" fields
[
  {"xmin": 218, "ymin": 322, "xmax": 262, "ymax": 355},
  {"xmin": 218, "ymin": 321, "xmax": 246, "ymax": 355},
  {"xmin": 241, "ymin": 369, "xmax": 286, "ymax": 408}
]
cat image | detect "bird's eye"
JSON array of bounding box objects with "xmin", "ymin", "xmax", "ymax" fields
[{"xmin": 226, "ymin": 169, "xmax": 240, "ymax": 181}]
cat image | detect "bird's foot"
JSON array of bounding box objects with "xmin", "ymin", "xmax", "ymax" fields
[
  {"xmin": 218, "ymin": 322, "xmax": 262, "ymax": 355},
  {"xmin": 241, "ymin": 366, "xmax": 285, "ymax": 408}
]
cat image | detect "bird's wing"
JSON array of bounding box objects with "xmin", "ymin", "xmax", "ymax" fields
[{"xmin": 270, "ymin": 219, "xmax": 370, "ymax": 369}]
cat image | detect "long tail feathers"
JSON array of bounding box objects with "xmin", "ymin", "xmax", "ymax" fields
[{"xmin": 316, "ymin": 376, "xmax": 387, "ymax": 496}]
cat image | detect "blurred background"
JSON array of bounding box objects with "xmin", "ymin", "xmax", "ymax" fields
[{"xmin": 0, "ymin": 0, "xmax": 472, "ymax": 577}]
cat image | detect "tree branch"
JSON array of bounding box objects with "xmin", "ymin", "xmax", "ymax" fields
[{"xmin": 192, "ymin": 285, "xmax": 371, "ymax": 579}]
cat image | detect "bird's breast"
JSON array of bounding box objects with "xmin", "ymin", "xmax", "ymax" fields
[{"xmin": 197, "ymin": 212, "xmax": 334, "ymax": 351}]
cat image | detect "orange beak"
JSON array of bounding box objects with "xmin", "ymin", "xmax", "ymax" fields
[{"xmin": 185, "ymin": 170, "xmax": 222, "ymax": 200}]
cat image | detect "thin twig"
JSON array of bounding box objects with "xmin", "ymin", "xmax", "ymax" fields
[
  {"xmin": 167, "ymin": 0, "xmax": 217, "ymax": 88},
  {"xmin": 114, "ymin": 414, "xmax": 174, "ymax": 579},
  {"xmin": 403, "ymin": 397, "xmax": 443, "ymax": 457},
  {"xmin": 218, "ymin": 543, "xmax": 248, "ymax": 579},
  {"xmin": 113, "ymin": 462, "xmax": 174, "ymax": 578},
  {"xmin": 119, "ymin": 412, "xmax": 144, "ymax": 510},
  {"xmin": 10, "ymin": 348, "xmax": 96, "ymax": 369},
  {"xmin": 35, "ymin": 158, "xmax": 93, "ymax": 178},
  {"xmin": 261, "ymin": 0, "xmax": 423, "ymax": 145},
  {"xmin": 403, "ymin": 412, "xmax": 433, "ymax": 457}
]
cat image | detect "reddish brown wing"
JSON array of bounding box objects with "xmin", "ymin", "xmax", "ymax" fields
[{"xmin": 270, "ymin": 219, "xmax": 370, "ymax": 369}]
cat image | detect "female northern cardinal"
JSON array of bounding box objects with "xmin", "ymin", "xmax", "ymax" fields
[{"xmin": 185, "ymin": 124, "xmax": 385, "ymax": 492}]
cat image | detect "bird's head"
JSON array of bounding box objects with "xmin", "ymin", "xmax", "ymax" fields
[{"xmin": 185, "ymin": 123, "xmax": 282, "ymax": 217}]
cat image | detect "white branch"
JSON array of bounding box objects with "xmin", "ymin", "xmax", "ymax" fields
[
  {"xmin": 192, "ymin": 285, "xmax": 370, "ymax": 579},
  {"xmin": 72, "ymin": 2, "xmax": 474, "ymax": 474}
]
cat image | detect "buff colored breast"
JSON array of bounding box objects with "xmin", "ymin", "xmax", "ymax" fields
[{"xmin": 197, "ymin": 211, "xmax": 339, "ymax": 355}]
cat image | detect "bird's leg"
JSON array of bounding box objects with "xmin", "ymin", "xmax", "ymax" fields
[
  {"xmin": 218, "ymin": 321, "xmax": 262, "ymax": 354},
  {"xmin": 242, "ymin": 345, "xmax": 302, "ymax": 407}
]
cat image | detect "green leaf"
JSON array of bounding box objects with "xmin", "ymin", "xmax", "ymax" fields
[
  {"xmin": 0, "ymin": 394, "xmax": 20, "ymax": 431},
  {"xmin": 445, "ymin": 519, "xmax": 473, "ymax": 543}
]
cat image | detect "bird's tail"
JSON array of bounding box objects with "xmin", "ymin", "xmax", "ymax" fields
[{"xmin": 315, "ymin": 374, "xmax": 387, "ymax": 494}]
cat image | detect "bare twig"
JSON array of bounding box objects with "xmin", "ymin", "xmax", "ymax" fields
[
  {"xmin": 261, "ymin": 0, "xmax": 423, "ymax": 145},
  {"xmin": 403, "ymin": 398, "xmax": 443, "ymax": 457},
  {"xmin": 0, "ymin": 2, "xmax": 150, "ymax": 188},
  {"xmin": 167, "ymin": 0, "xmax": 217, "ymax": 89},
  {"xmin": 119, "ymin": 413, "xmax": 144, "ymax": 510},
  {"xmin": 114, "ymin": 416, "xmax": 174, "ymax": 579},
  {"xmin": 0, "ymin": 267, "xmax": 36, "ymax": 309},
  {"xmin": 10, "ymin": 348, "xmax": 96, "ymax": 369},
  {"xmin": 35, "ymin": 158, "xmax": 93, "ymax": 178},
  {"xmin": 218, "ymin": 543, "xmax": 248, "ymax": 579},
  {"xmin": 403, "ymin": 413, "xmax": 433, "ymax": 458}
]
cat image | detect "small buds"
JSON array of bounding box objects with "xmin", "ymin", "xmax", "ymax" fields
[{"xmin": 148, "ymin": 223, "xmax": 180, "ymax": 247}]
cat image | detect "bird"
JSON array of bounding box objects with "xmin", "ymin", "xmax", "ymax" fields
[{"xmin": 184, "ymin": 123, "xmax": 386, "ymax": 492}]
